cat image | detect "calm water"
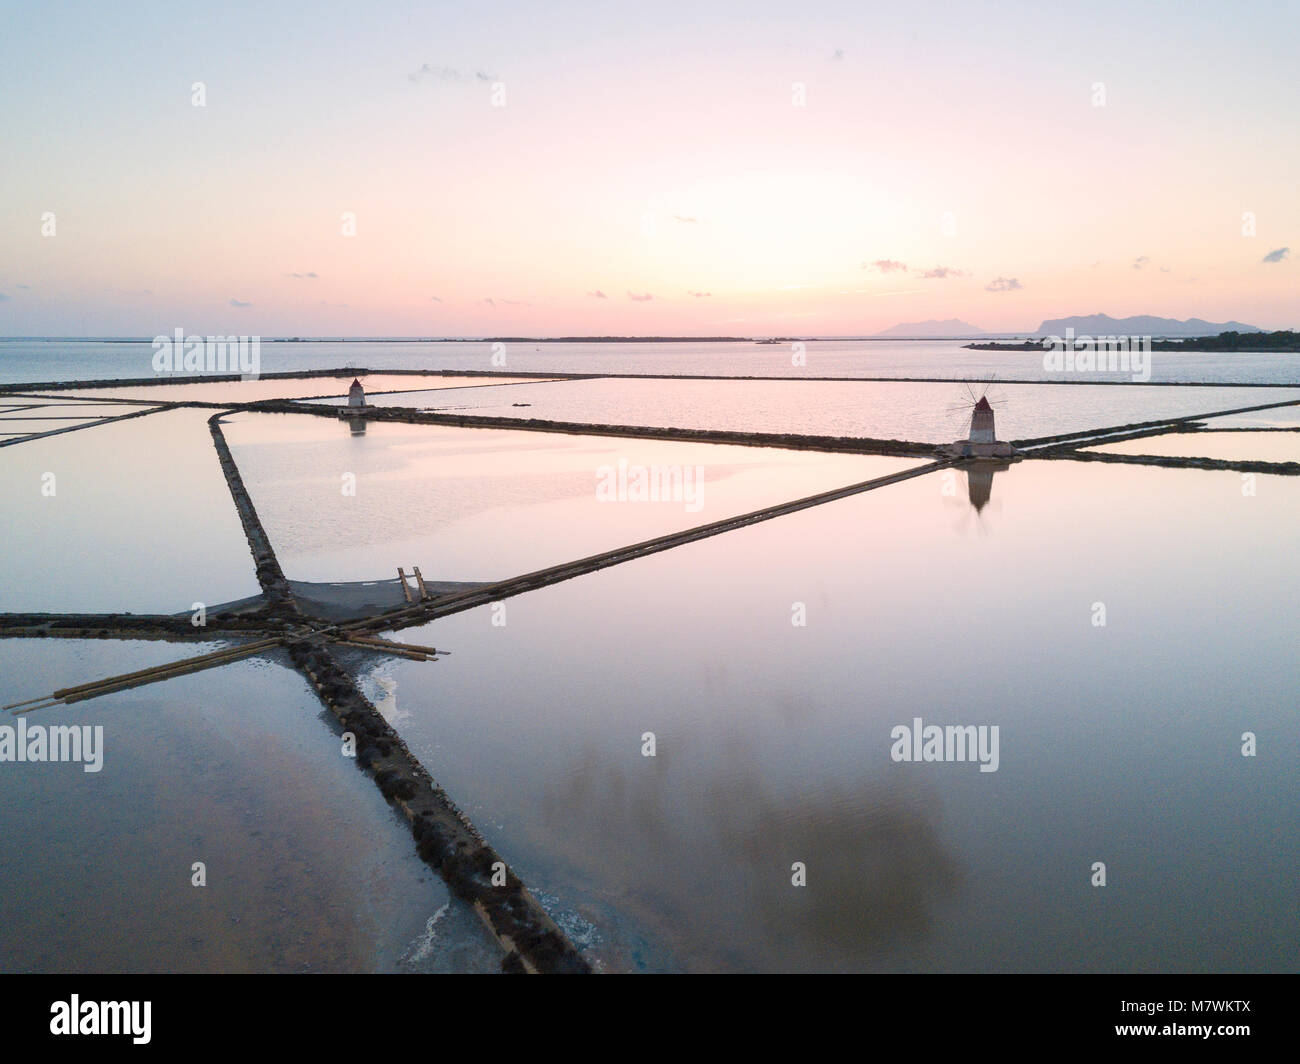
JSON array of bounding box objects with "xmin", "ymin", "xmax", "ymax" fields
[
  {"xmin": 362, "ymin": 459, "xmax": 1300, "ymax": 972},
  {"xmin": 221, "ymin": 413, "xmax": 917, "ymax": 583},
  {"xmin": 24, "ymin": 373, "xmax": 550, "ymax": 405},
  {"xmin": 310, "ymin": 377, "xmax": 1300, "ymax": 444},
  {"xmin": 0, "ymin": 640, "xmax": 499, "ymax": 973},
  {"xmin": 3, "ymin": 341, "xmax": 1297, "ymax": 973},
  {"xmin": 3, "ymin": 338, "xmax": 1299, "ymax": 385},
  {"xmin": 0, "ymin": 408, "xmax": 262, "ymax": 613},
  {"xmin": 0, "ymin": 396, "xmax": 148, "ymax": 437},
  {"xmin": 1088, "ymin": 430, "xmax": 1300, "ymax": 464}
]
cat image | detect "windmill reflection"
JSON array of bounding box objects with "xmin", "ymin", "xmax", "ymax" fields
[{"xmin": 965, "ymin": 459, "xmax": 1011, "ymax": 514}]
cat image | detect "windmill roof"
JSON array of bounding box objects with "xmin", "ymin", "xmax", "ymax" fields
[{"xmin": 974, "ymin": 396, "xmax": 992, "ymax": 410}]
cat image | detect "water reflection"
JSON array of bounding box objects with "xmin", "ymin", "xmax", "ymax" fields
[
  {"xmin": 542, "ymin": 739, "xmax": 960, "ymax": 971},
  {"xmin": 965, "ymin": 459, "xmax": 1011, "ymax": 514}
]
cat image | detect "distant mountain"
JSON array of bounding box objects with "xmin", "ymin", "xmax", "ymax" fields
[
  {"xmin": 1034, "ymin": 314, "xmax": 1262, "ymax": 337},
  {"xmin": 875, "ymin": 319, "xmax": 987, "ymax": 337}
]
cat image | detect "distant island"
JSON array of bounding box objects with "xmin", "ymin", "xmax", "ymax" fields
[
  {"xmin": 1033, "ymin": 313, "xmax": 1262, "ymax": 337},
  {"xmin": 874, "ymin": 319, "xmax": 987, "ymax": 338},
  {"xmin": 966, "ymin": 330, "xmax": 1300, "ymax": 352}
]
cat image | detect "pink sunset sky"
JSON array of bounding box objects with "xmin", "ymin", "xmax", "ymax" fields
[{"xmin": 1, "ymin": 0, "xmax": 1296, "ymax": 336}]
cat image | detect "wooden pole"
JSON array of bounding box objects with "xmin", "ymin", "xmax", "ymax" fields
[
  {"xmin": 333, "ymin": 640, "xmax": 428, "ymax": 661},
  {"xmin": 5, "ymin": 637, "xmax": 283, "ymax": 713},
  {"xmin": 412, "ymin": 566, "xmax": 430, "ymax": 600},
  {"xmin": 339, "ymin": 633, "xmax": 440, "ymax": 656}
]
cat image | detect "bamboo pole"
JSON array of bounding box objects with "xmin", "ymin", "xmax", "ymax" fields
[
  {"xmin": 339, "ymin": 633, "xmax": 441, "ymax": 656},
  {"xmin": 4, "ymin": 637, "xmax": 284, "ymax": 713},
  {"xmin": 330, "ymin": 637, "xmax": 426, "ymax": 655},
  {"xmin": 50, "ymin": 637, "xmax": 283, "ymax": 699},
  {"xmin": 56, "ymin": 644, "xmax": 275, "ymax": 704}
]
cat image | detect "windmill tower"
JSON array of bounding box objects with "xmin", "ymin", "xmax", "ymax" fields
[
  {"xmin": 338, "ymin": 376, "xmax": 374, "ymax": 425},
  {"xmin": 942, "ymin": 384, "xmax": 1015, "ymax": 458},
  {"xmin": 969, "ymin": 395, "xmax": 996, "ymax": 443}
]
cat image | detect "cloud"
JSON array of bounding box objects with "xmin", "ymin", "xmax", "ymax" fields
[
  {"xmin": 408, "ymin": 64, "xmax": 498, "ymax": 84},
  {"xmin": 480, "ymin": 298, "xmax": 496, "ymax": 307},
  {"xmin": 985, "ymin": 277, "xmax": 1022, "ymax": 292},
  {"xmin": 1160, "ymin": 266, "xmax": 1171, "ymax": 273},
  {"xmin": 409, "ymin": 64, "xmax": 461, "ymax": 83},
  {"xmin": 428, "ymin": 295, "xmax": 442, "ymax": 302},
  {"xmin": 16, "ymin": 283, "xmax": 30, "ymax": 289},
  {"xmin": 672, "ymin": 214, "xmax": 699, "ymax": 224},
  {"xmin": 501, "ymin": 298, "xmax": 529, "ymax": 305},
  {"xmin": 586, "ymin": 290, "xmax": 607, "ymax": 299},
  {"xmin": 230, "ymin": 298, "xmax": 252, "ymax": 307},
  {"xmin": 831, "ymin": 49, "xmax": 844, "ymax": 61},
  {"xmin": 1262, "ymin": 247, "xmax": 1290, "ymax": 263},
  {"xmin": 688, "ymin": 290, "xmax": 711, "ymax": 297},
  {"xmin": 628, "ymin": 290, "xmax": 653, "ymax": 301},
  {"xmin": 288, "ymin": 271, "xmax": 318, "ymax": 279},
  {"xmin": 0, "ymin": 292, "xmax": 9, "ymax": 302},
  {"xmin": 1132, "ymin": 256, "xmax": 1150, "ymax": 270},
  {"xmin": 917, "ymin": 266, "xmax": 965, "ymax": 279},
  {"xmin": 865, "ymin": 259, "xmax": 908, "ymax": 273}
]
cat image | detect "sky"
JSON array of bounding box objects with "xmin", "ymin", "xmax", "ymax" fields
[{"xmin": 1, "ymin": 0, "xmax": 1297, "ymax": 336}]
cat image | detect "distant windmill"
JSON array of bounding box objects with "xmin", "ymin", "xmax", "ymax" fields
[{"xmin": 942, "ymin": 382, "xmax": 1015, "ymax": 458}]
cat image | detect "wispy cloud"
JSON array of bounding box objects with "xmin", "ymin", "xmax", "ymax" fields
[
  {"xmin": 230, "ymin": 298, "xmax": 252, "ymax": 307},
  {"xmin": 408, "ymin": 64, "xmax": 498, "ymax": 84},
  {"xmin": 586, "ymin": 290, "xmax": 607, "ymax": 299},
  {"xmin": 1262, "ymin": 246, "xmax": 1290, "ymax": 263},
  {"xmin": 672, "ymin": 214, "xmax": 699, "ymax": 224},
  {"xmin": 428, "ymin": 295, "xmax": 442, "ymax": 302},
  {"xmin": 917, "ymin": 266, "xmax": 965, "ymax": 280},
  {"xmin": 864, "ymin": 259, "xmax": 908, "ymax": 273},
  {"xmin": 688, "ymin": 290, "xmax": 711, "ymax": 297},
  {"xmin": 985, "ymin": 277, "xmax": 1022, "ymax": 292},
  {"xmin": 628, "ymin": 290, "xmax": 653, "ymax": 301},
  {"xmin": 1132, "ymin": 256, "xmax": 1150, "ymax": 270},
  {"xmin": 15, "ymin": 283, "xmax": 30, "ymax": 289},
  {"xmin": 288, "ymin": 271, "xmax": 318, "ymax": 279}
]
